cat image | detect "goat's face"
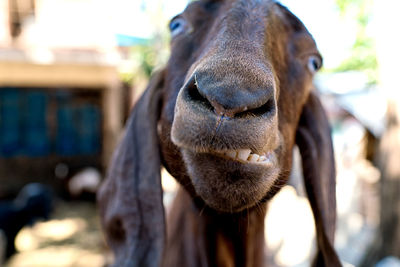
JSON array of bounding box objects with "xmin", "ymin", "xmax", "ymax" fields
[
  {"xmin": 159, "ymin": 0, "xmax": 322, "ymax": 213},
  {"xmin": 99, "ymin": 0, "xmax": 339, "ymax": 264}
]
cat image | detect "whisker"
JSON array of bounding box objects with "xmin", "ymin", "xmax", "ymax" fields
[{"xmin": 199, "ymin": 203, "xmax": 207, "ymax": 217}]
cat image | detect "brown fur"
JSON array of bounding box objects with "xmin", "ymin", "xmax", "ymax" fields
[{"xmin": 97, "ymin": 0, "xmax": 342, "ymax": 266}]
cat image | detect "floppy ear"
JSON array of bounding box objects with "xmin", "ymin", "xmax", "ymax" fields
[
  {"xmin": 97, "ymin": 70, "xmax": 165, "ymax": 267},
  {"xmin": 295, "ymin": 92, "xmax": 342, "ymax": 266}
]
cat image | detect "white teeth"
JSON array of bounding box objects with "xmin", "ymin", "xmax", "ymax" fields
[
  {"xmin": 223, "ymin": 149, "xmax": 273, "ymax": 164},
  {"xmin": 237, "ymin": 149, "xmax": 251, "ymax": 161},
  {"xmin": 226, "ymin": 150, "xmax": 237, "ymax": 159},
  {"xmin": 248, "ymin": 154, "xmax": 259, "ymax": 162}
]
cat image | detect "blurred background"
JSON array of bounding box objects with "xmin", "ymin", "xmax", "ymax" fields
[{"xmin": 0, "ymin": 0, "xmax": 399, "ymax": 266}]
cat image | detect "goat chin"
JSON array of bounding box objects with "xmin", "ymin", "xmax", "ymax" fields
[
  {"xmin": 181, "ymin": 148, "xmax": 280, "ymax": 213},
  {"xmin": 98, "ymin": 1, "xmax": 342, "ymax": 266}
]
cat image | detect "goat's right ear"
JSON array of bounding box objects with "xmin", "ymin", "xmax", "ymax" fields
[{"xmin": 97, "ymin": 70, "xmax": 165, "ymax": 267}]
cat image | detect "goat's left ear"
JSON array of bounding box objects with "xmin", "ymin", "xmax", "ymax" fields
[
  {"xmin": 97, "ymin": 70, "xmax": 165, "ymax": 267},
  {"xmin": 296, "ymin": 92, "xmax": 342, "ymax": 266}
]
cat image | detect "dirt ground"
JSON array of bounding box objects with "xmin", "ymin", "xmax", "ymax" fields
[{"xmin": 5, "ymin": 200, "xmax": 111, "ymax": 267}]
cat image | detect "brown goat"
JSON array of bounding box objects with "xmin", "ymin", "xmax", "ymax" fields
[{"xmin": 98, "ymin": 0, "xmax": 342, "ymax": 266}]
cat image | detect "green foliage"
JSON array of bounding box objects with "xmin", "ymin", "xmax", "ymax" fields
[
  {"xmin": 118, "ymin": 0, "xmax": 172, "ymax": 86},
  {"xmin": 333, "ymin": 0, "xmax": 378, "ymax": 84},
  {"xmin": 133, "ymin": 44, "xmax": 161, "ymax": 77},
  {"xmin": 335, "ymin": 0, "xmax": 363, "ymax": 16},
  {"xmin": 335, "ymin": 34, "xmax": 378, "ymax": 84},
  {"xmin": 121, "ymin": 37, "xmax": 170, "ymax": 86}
]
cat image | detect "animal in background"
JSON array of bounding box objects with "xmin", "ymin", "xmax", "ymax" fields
[{"xmin": 0, "ymin": 183, "xmax": 53, "ymax": 259}]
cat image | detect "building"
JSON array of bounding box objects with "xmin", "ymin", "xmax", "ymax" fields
[{"xmin": 0, "ymin": 0, "xmax": 124, "ymax": 196}]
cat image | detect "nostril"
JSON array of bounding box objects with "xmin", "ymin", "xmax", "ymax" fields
[
  {"xmin": 187, "ymin": 79, "xmax": 215, "ymax": 112},
  {"xmin": 234, "ymin": 99, "xmax": 275, "ymax": 119}
]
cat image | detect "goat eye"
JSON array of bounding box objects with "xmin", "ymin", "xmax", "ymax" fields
[
  {"xmin": 169, "ymin": 17, "xmax": 186, "ymax": 37},
  {"xmin": 307, "ymin": 55, "xmax": 322, "ymax": 73}
]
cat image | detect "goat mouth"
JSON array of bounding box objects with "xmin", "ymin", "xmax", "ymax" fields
[
  {"xmin": 211, "ymin": 149, "xmax": 276, "ymax": 165},
  {"xmin": 179, "ymin": 147, "xmax": 281, "ymax": 213}
]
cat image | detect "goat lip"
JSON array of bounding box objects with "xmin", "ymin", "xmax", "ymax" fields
[{"xmin": 173, "ymin": 142, "xmax": 279, "ymax": 167}]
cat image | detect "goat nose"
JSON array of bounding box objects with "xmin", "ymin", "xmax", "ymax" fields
[{"xmin": 185, "ymin": 67, "xmax": 276, "ymax": 118}]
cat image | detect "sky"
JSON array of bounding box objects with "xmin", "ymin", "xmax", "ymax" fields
[
  {"xmin": 114, "ymin": 0, "xmax": 189, "ymax": 39},
  {"xmin": 279, "ymin": 0, "xmax": 357, "ymax": 69}
]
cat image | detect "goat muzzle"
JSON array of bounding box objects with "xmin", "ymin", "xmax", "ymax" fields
[
  {"xmin": 171, "ymin": 68, "xmax": 280, "ymax": 154},
  {"xmin": 170, "ymin": 67, "xmax": 282, "ymax": 213}
]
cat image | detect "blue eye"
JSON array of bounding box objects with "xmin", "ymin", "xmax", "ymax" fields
[
  {"xmin": 169, "ymin": 17, "xmax": 186, "ymax": 37},
  {"xmin": 307, "ymin": 55, "xmax": 322, "ymax": 73}
]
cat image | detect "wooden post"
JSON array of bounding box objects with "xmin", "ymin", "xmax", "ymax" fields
[{"xmin": 360, "ymin": 0, "xmax": 400, "ymax": 265}]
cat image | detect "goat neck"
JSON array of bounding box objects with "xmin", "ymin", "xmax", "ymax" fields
[{"xmin": 163, "ymin": 188, "xmax": 267, "ymax": 267}]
